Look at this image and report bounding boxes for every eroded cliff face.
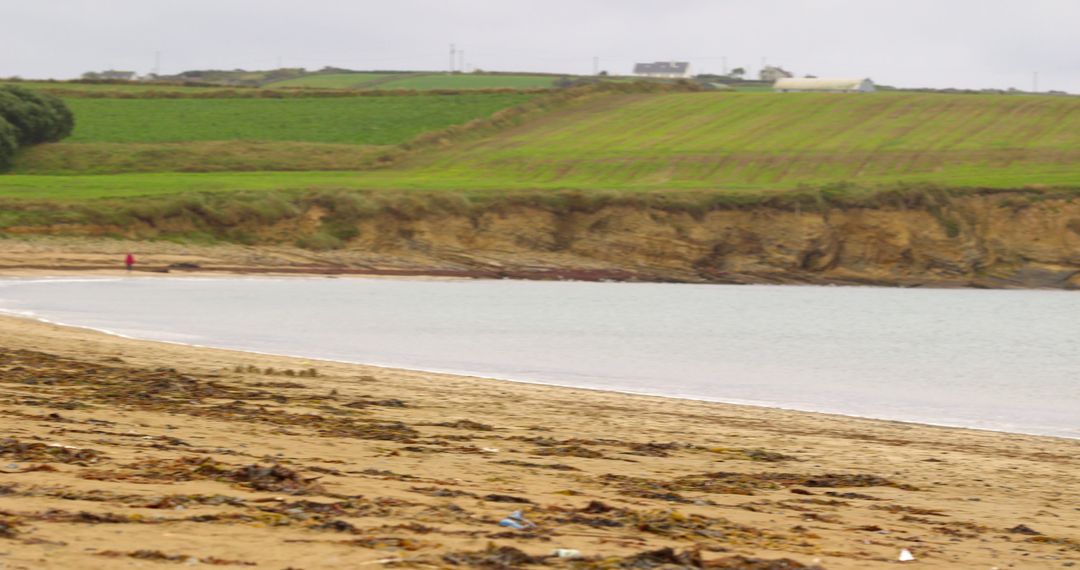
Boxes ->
[8,192,1080,288]
[287,193,1072,288]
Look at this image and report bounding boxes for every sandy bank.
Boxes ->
[0,314,1077,569]
[4,188,1080,290]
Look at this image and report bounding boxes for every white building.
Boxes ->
[774,78,875,92]
[633,62,692,79]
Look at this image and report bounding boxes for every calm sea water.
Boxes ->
[1,277,1077,438]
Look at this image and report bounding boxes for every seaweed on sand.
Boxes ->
[573,547,826,569]
[81,456,326,495]
[599,470,916,502]
[0,438,106,464]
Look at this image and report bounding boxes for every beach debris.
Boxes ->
[616,547,703,568]
[430,419,495,431]
[494,459,579,471]
[97,549,256,566]
[229,464,324,494]
[552,548,582,558]
[1008,523,1041,535]
[624,441,681,457]
[599,470,916,503]
[443,544,543,567]
[498,510,536,530]
[536,444,605,459]
[0,438,105,465]
[0,519,20,539]
[581,500,616,513]
[898,548,916,562]
[484,494,533,504]
[345,536,428,551]
[870,504,944,516]
[824,491,880,501]
[576,547,825,569]
[709,447,799,462]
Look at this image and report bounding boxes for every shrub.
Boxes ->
[0,117,18,170]
[0,85,75,170]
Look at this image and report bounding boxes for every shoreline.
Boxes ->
[1,275,1075,442]
[2,307,1074,442]
[0,313,1078,568]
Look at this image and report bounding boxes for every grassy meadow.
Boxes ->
[403,91,1080,189]
[61,94,535,144]
[8,92,534,174]
[2,87,1078,212]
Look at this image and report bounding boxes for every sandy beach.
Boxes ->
[0,313,1078,569]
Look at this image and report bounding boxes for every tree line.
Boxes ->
[0,85,74,170]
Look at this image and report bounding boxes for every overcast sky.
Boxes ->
[4,0,1078,92]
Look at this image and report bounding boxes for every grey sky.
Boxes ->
[5,0,1079,92]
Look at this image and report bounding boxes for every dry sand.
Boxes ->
[0,314,1077,569]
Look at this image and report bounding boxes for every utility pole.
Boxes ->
[1032,71,1039,93]
[592,56,599,75]
[449,44,456,73]
[721,56,727,75]
[459,50,465,73]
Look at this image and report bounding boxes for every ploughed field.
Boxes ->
[408,92,1080,189]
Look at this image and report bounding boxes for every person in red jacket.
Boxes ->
[125,253,135,272]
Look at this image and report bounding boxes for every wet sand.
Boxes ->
[0,314,1077,569]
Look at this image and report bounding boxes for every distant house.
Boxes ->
[759,66,793,82]
[774,77,875,92]
[633,62,691,79]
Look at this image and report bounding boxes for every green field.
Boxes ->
[401,92,1080,188]
[374,74,559,90]
[3,90,1079,203]
[60,94,534,144]
[263,73,402,89]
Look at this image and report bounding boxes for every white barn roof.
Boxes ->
[774,78,875,92]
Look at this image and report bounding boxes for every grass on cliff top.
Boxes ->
[2,167,1079,203]
[58,93,535,144]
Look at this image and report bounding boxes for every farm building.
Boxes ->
[774,78,875,92]
[759,65,794,82]
[633,62,691,78]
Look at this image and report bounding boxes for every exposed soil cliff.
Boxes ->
[4,192,1079,288]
